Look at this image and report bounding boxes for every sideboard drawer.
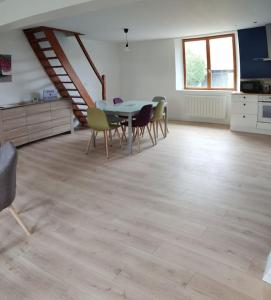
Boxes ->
[2,107,26,120]
[9,135,29,147]
[27,111,51,125]
[29,129,53,142]
[3,127,28,140]
[28,121,53,134]
[26,102,51,115]
[52,124,72,135]
[51,109,71,120]
[51,100,71,110]
[3,117,27,130]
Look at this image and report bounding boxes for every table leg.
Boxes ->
[128,113,133,155]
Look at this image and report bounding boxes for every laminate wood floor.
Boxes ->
[1,122,271,300]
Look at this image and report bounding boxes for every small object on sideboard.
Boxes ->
[43,89,58,101]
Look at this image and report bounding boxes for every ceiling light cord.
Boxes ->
[124,28,130,51]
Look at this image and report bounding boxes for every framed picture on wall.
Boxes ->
[0,54,12,82]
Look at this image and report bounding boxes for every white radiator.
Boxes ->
[184,94,228,120]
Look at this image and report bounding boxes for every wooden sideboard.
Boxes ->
[0,99,73,147]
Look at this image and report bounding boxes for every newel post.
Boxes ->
[102,75,106,100]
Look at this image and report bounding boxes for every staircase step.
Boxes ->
[50,75,69,79]
[35,37,49,42]
[60,89,78,92]
[73,102,87,106]
[55,81,73,84]
[44,56,58,60]
[45,66,64,69]
[73,108,88,112]
[40,47,53,51]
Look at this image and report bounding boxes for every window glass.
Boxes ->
[209,37,235,89]
[185,40,207,88]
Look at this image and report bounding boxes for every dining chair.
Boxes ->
[150,100,166,144]
[152,96,166,102]
[113,97,124,104]
[152,96,168,134]
[86,107,123,158]
[123,104,155,152]
[0,142,31,236]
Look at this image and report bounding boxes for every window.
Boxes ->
[182,34,237,90]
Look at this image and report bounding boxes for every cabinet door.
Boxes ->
[231,114,257,129]
[231,102,258,115]
[232,94,258,103]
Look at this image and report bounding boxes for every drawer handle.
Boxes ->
[243,96,246,99]
[243,115,246,118]
[243,103,246,106]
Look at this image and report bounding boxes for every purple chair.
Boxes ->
[113,98,124,105]
[123,104,155,152]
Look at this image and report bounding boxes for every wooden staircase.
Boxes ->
[24,26,106,125]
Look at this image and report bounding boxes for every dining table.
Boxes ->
[99,100,168,155]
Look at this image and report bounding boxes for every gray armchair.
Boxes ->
[0,142,31,236]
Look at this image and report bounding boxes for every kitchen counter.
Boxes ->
[232,92,271,96]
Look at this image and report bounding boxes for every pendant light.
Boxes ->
[124,28,130,51]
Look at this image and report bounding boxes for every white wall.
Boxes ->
[0,30,52,105]
[0,30,120,106]
[119,38,234,123]
[58,34,121,102]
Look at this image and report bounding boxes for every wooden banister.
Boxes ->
[74,33,106,100]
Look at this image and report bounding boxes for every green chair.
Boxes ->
[150,100,166,144]
[86,107,122,158]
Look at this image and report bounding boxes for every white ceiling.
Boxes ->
[45,0,271,42]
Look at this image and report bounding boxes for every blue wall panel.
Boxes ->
[238,26,271,78]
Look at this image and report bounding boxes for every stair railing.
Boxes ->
[74,34,106,100]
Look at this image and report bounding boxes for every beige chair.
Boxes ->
[150,100,166,144]
[86,107,123,158]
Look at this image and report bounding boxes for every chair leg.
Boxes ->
[109,130,113,147]
[93,131,98,148]
[147,124,155,146]
[164,116,169,133]
[104,130,109,159]
[152,122,157,145]
[140,127,145,137]
[137,127,141,152]
[121,126,127,142]
[159,120,165,138]
[86,130,95,154]
[156,121,159,139]
[116,128,123,148]
[8,205,31,236]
